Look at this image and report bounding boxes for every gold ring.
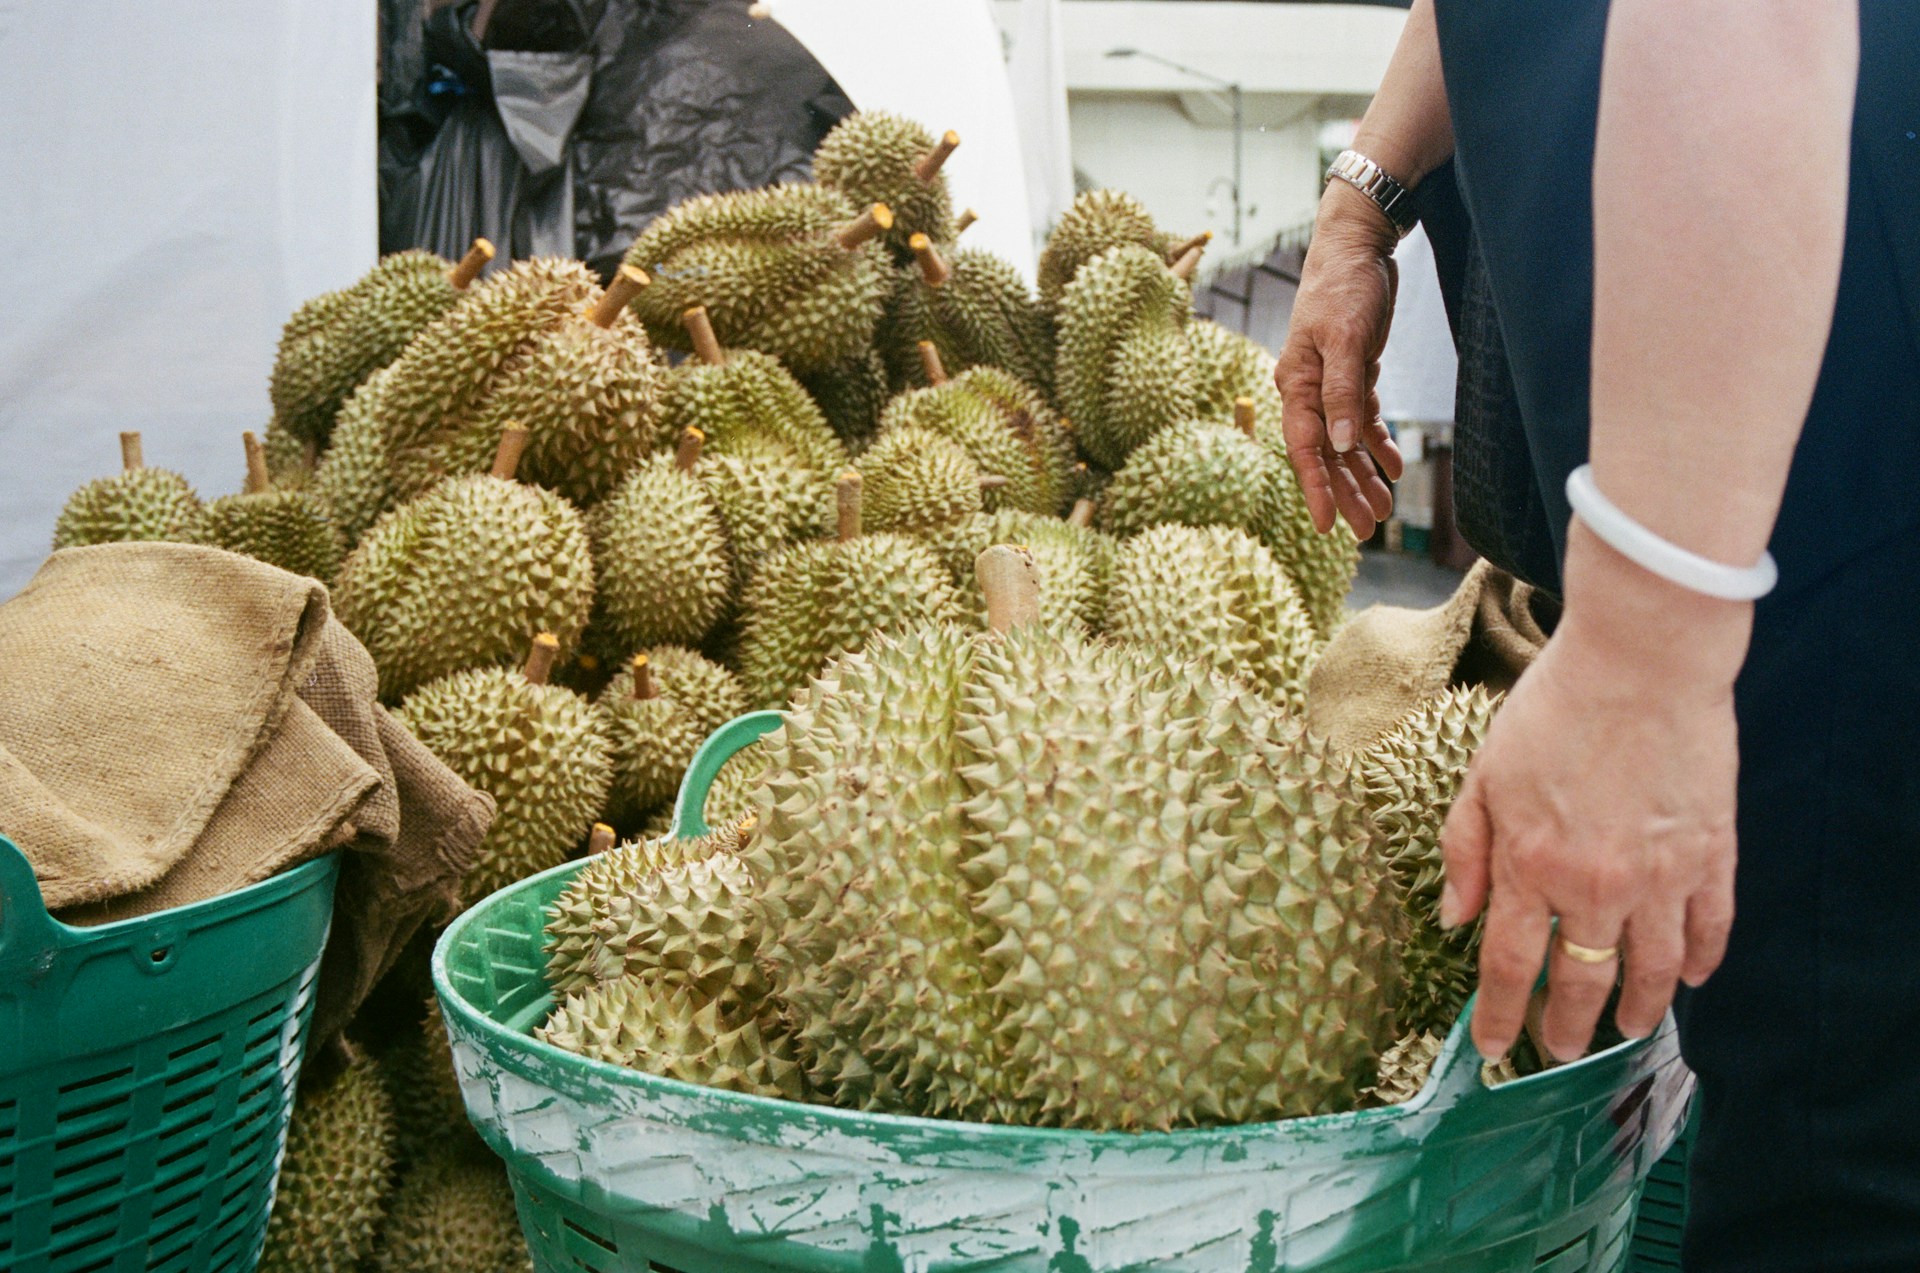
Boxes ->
[1558,935,1620,964]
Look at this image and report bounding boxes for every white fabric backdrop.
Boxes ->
[0,0,378,599]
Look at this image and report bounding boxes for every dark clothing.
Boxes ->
[1430,1,1920,1266]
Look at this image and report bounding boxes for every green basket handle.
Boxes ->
[0,834,68,978]
[667,710,785,839]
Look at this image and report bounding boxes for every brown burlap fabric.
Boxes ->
[1305,559,1558,752]
[0,543,493,1045]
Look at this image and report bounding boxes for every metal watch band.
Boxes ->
[1325,149,1419,238]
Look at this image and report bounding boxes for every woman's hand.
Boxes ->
[1439,522,1747,1061]
[1275,181,1406,540]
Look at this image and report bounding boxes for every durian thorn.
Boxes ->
[490,425,530,481]
[577,652,600,672]
[917,340,949,386]
[242,431,270,494]
[954,208,979,235]
[1167,230,1213,264]
[589,265,650,327]
[835,204,894,250]
[683,306,726,366]
[522,633,560,685]
[1233,395,1257,438]
[909,233,951,288]
[119,431,144,471]
[675,427,706,474]
[914,130,961,182]
[835,470,863,541]
[976,544,1042,635]
[1068,497,1096,529]
[737,812,759,846]
[588,823,616,856]
[630,653,659,700]
[978,474,1009,491]
[1170,242,1205,282]
[448,238,495,289]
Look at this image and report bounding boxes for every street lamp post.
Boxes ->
[1105,47,1244,247]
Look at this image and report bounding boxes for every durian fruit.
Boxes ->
[1055,244,1198,469]
[262,413,318,489]
[745,548,1402,1128]
[184,432,344,579]
[622,184,892,375]
[732,471,965,707]
[1187,317,1284,423]
[796,347,892,453]
[582,848,765,1005]
[51,431,203,549]
[257,1048,396,1273]
[662,308,850,478]
[880,235,1052,392]
[369,1150,531,1273]
[1246,406,1359,639]
[588,440,732,653]
[854,423,986,535]
[877,354,1075,516]
[1358,686,1502,1037]
[394,634,613,904]
[812,111,959,258]
[1363,1030,1444,1107]
[927,504,1114,634]
[1095,410,1289,541]
[384,999,482,1169]
[332,428,595,701]
[1105,523,1320,714]
[269,241,491,450]
[313,366,402,547]
[598,648,747,827]
[1036,189,1164,313]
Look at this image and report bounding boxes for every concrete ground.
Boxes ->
[1346,548,1468,612]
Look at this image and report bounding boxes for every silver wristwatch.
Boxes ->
[1326,149,1419,238]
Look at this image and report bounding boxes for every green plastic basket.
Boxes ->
[434,713,1694,1272]
[1625,1105,1694,1270]
[0,835,339,1273]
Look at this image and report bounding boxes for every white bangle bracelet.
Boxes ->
[1564,464,1778,601]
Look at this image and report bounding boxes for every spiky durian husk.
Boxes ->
[395,666,612,904]
[598,646,746,827]
[589,455,731,653]
[797,348,891,454]
[270,251,462,448]
[1037,189,1163,313]
[538,974,805,1101]
[1249,417,1359,639]
[1055,244,1198,470]
[924,511,1114,634]
[1363,1030,1445,1108]
[661,348,849,479]
[877,367,1074,517]
[856,425,984,534]
[733,534,964,708]
[313,366,400,547]
[882,250,1053,393]
[1096,419,1289,540]
[332,475,594,702]
[812,110,956,258]
[1104,524,1319,714]
[623,184,887,375]
[257,1053,395,1273]
[369,1150,531,1273]
[583,851,766,1005]
[384,1001,481,1169]
[1359,686,1502,1036]
[696,439,835,601]
[185,490,344,580]
[1186,318,1286,423]
[51,467,202,549]
[263,415,318,489]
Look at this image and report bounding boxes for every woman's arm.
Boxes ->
[1442,0,1858,1063]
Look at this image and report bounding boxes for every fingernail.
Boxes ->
[1349,519,1369,542]
[1438,882,1461,930]
[1476,1040,1508,1065]
[1329,418,1355,452]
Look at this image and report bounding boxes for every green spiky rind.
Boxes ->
[1037,189,1162,313]
[812,110,956,257]
[878,367,1074,516]
[598,646,746,826]
[797,349,891,454]
[369,1151,531,1273]
[640,737,773,839]
[185,490,345,580]
[333,475,594,702]
[1363,1030,1444,1107]
[589,455,732,652]
[538,974,806,1101]
[394,666,613,904]
[271,251,461,447]
[623,184,887,374]
[1186,318,1287,425]
[263,415,318,489]
[1096,419,1289,541]
[1249,419,1358,639]
[1104,524,1319,714]
[384,1002,482,1169]
[51,467,202,549]
[882,250,1053,393]
[584,850,766,1008]
[314,367,400,547]
[1055,245,1198,469]
[1358,686,1502,1036]
[257,1053,395,1273]
[697,441,836,601]
[856,425,984,534]
[662,349,850,480]
[926,512,1114,634]
[733,534,964,708]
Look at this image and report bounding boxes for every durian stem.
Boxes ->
[674,427,705,474]
[914,130,961,182]
[242,431,270,494]
[909,233,951,288]
[1068,497,1095,529]
[588,822,616,856]
[747,1,771,16]
[491,425,530,481]
[630,653,658,700]
[590,266,650,327]
[1170,242,1206,282]
[977,544,1041,635]
[978,474,1009,491]
[522,632,560,685]
[836,470,863,541]
[955,208,979,235]
[835,204,894,250]
[448,238,495,289]
[917,340,949,386]
[1167,230,1213,264]
[1233,396,1257,438]
[120,431,144,471]
[683,307,726,366]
